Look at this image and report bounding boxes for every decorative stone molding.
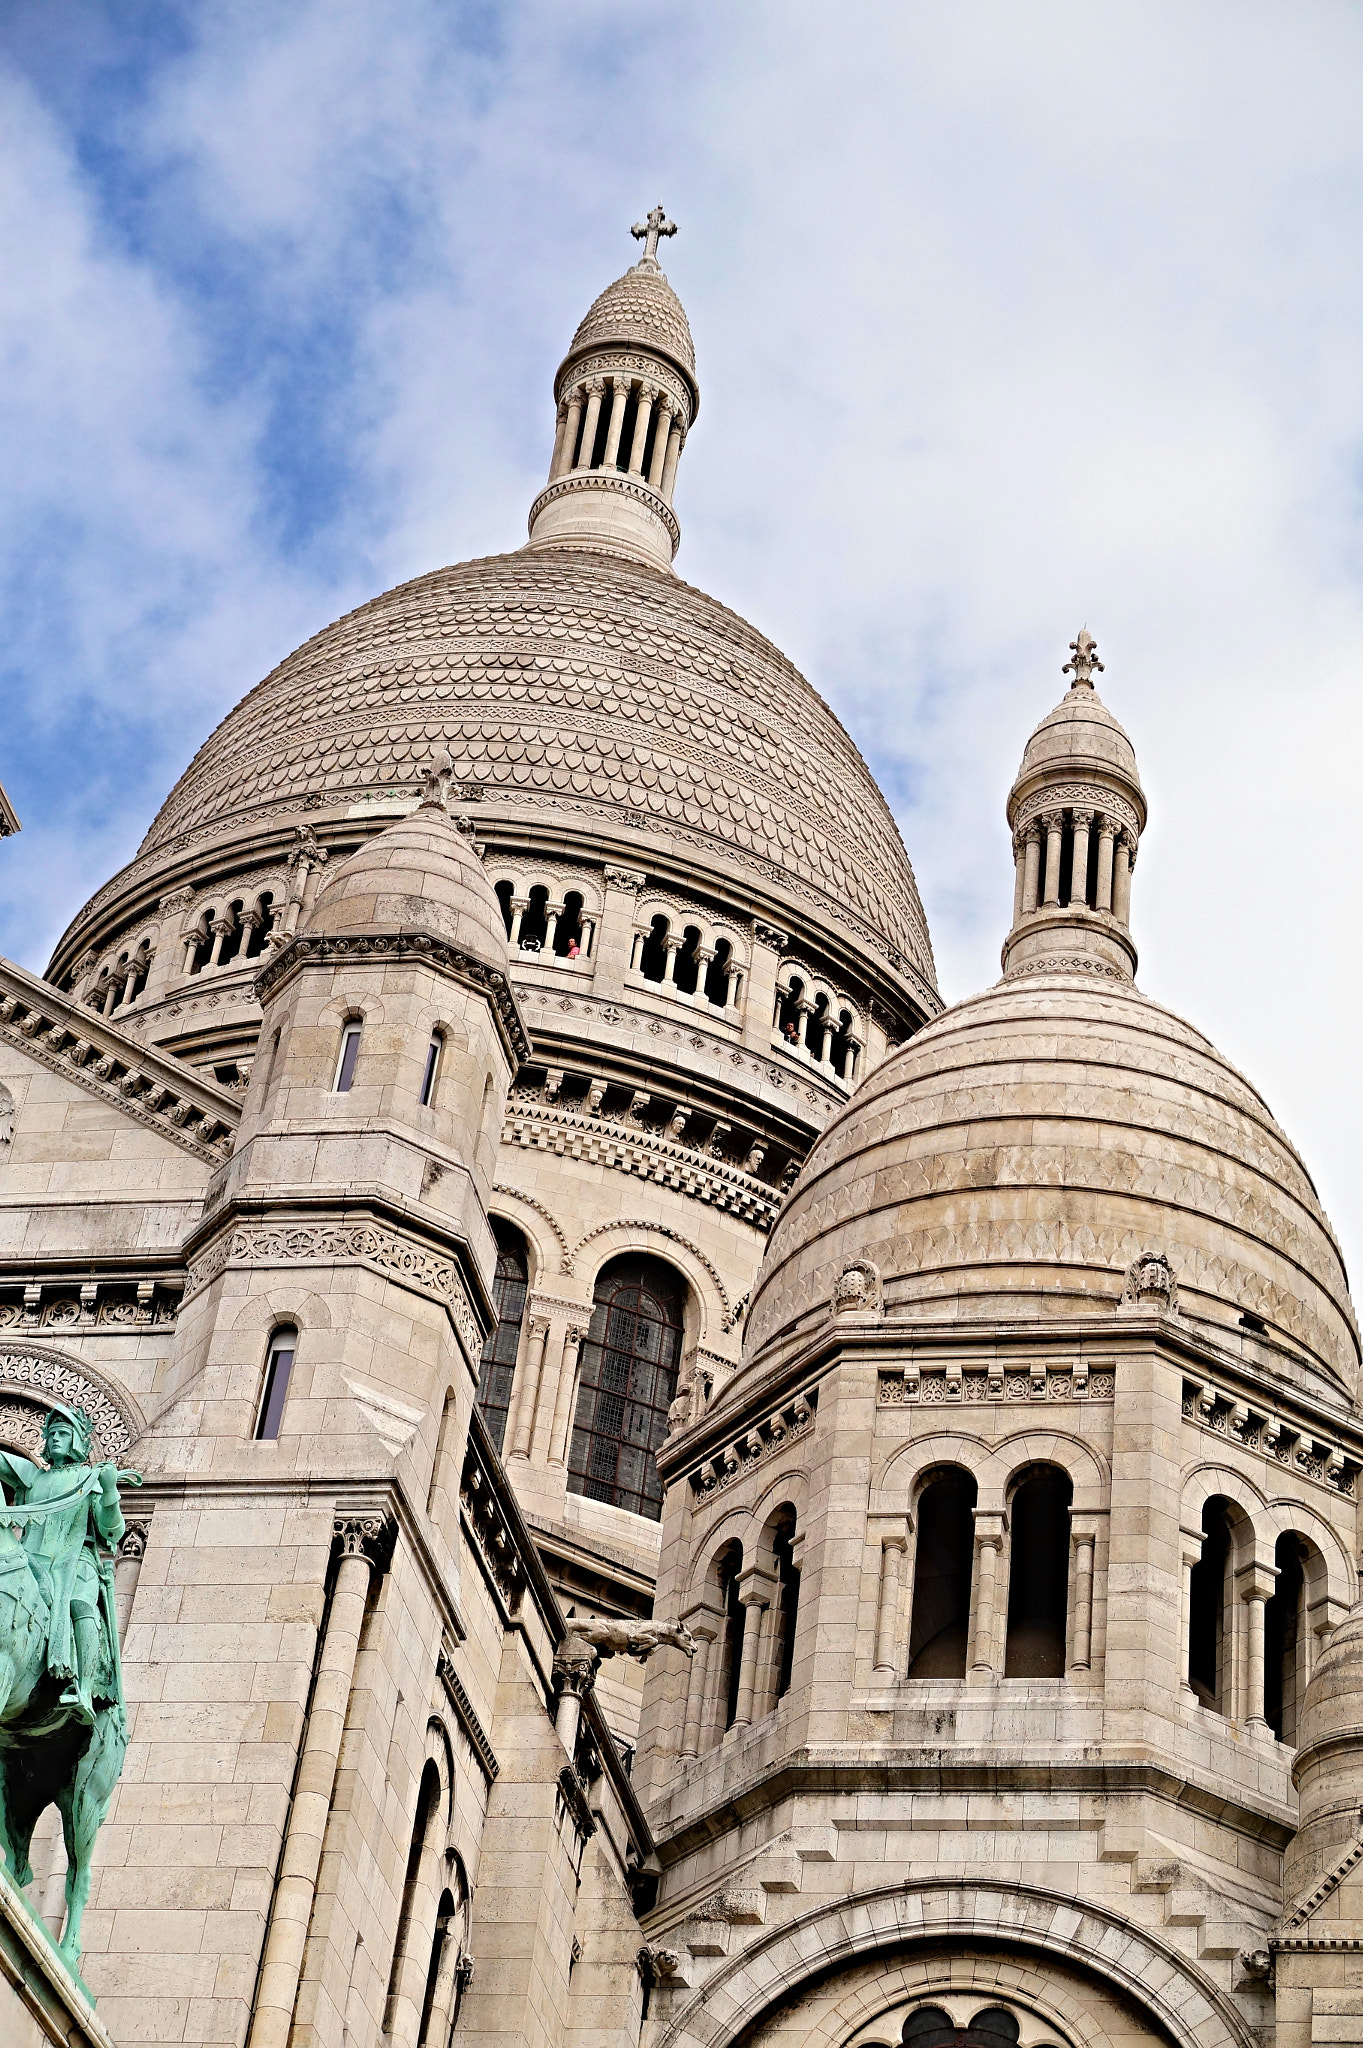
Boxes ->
[1180,1377,1358,1495]
[652,1879,1257,2048]
[503,1099,782,1235]
[689,1388,816,1496]
[880,1363,1114,1405]
[0,962,236,1161]
[1014,782,1140,837]
[118,1520,150,1563]
[490,1185,571,1270]
[460,1445,524,1608]
[1003,952,1129,983]
[0,1281,179,1333]
[752,922,789,950]
[254,929,530,1064]
[436,1642,500,1784]
[566,1217,736,1326]
[603,867,648,893]
[0,1348,141,1459]
[527,471,682,552]
[184,1221,482,1357]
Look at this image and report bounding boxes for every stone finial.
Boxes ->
[631,204,677,266]
[1121,1249,1178,1313]
[1063,627,1104,689]
[417,749,455,812]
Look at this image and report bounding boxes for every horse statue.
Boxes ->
[0,1404,140,1981]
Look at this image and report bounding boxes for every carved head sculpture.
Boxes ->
[43,1404,94,1466]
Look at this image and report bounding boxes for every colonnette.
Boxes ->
[0,210,1360,2048]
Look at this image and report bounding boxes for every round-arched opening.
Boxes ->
[908,1467,978,1679]
[476,1221,529,1454]
[567,1253,685,1520]
[1004,1464,1073,1678]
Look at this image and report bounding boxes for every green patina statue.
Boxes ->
[0,1404,140,1981]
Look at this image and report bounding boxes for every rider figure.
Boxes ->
[0,1406,125,1725]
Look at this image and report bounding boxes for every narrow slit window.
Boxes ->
[420,1032,442,1108]
[334,1022,362,1093]
[255,1328,297,1440]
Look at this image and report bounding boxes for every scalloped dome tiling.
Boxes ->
[743,971,1359,1392]
[568,265,696,379]
[132,548,935,983]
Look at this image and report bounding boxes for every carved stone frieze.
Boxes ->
[184,1222,482,1355]
[0,966,236,1162]
[254,930,530,1064]
[1014,783,1139,837]
[502,1098,782,1234]
[688,1388,817,1495]
[528,473,682,550]
[1180,1377,1358,1496]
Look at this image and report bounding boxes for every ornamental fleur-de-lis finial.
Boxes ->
[418,748,454,811]
[631,204,677,265]
[1063,627,1104,688]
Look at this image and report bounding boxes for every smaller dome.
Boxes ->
[306,801,510,967]
[567,261,697,383]
[1014,687,1143,794]
[1286,1598,1363,1900]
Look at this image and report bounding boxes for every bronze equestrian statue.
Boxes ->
[0,1404,140,1983]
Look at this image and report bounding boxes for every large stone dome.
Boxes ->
[126,546,934,989]
[743,969,1358,1393]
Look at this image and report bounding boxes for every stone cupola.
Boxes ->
[1001,629,1147,983]
[525,206,699,572]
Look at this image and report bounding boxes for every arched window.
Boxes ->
[673,925,702,995]
[419,1030,443,1109]
[829,1008,855,1079]
[334,1020,362,1093]
[517,885,549,953]
[775,976,805,1044]
[638,914,669,982]
[554,891,586,957]
[1004,1464,1073,1676]
[385,1759,442,2038]
[1189,1496,1235,1712]
[217,901,246,967]
[567,1254,683,1519]
[255,1327,298,1441]
[494,879,514,937]
[1266,1531,1325,1745]
[716,1540,745,1735]
[703,937,732,1007]
[769,1508,800,1705]
[244,891,275,957]
[187,911,214,975]
[904,2006,1031,2048]
[477,1222,528,1454]
[907,1467,977,1678]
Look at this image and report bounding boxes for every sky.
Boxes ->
[2,2,1362,1261]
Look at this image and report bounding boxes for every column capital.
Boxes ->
[553,1640,600,1700]
[1070,807,1095,829]
[1040,809,1065,835]
[333,1512,393,1568]
[737,1564,777,1607]
[1097,815,1118,841]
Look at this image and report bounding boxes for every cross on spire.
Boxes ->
[631,205,677,265]
[1063,627,1104,688]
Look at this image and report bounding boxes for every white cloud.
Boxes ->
[2,0,1362,1263]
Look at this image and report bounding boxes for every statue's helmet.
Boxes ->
[44,1405,95,1460]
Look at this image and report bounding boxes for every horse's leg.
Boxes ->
[56,1710,124,1968]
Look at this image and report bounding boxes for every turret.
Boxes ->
[525,206,698,572]
[1000,628,1147,982]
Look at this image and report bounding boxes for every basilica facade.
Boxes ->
[1,214,1361,2048]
